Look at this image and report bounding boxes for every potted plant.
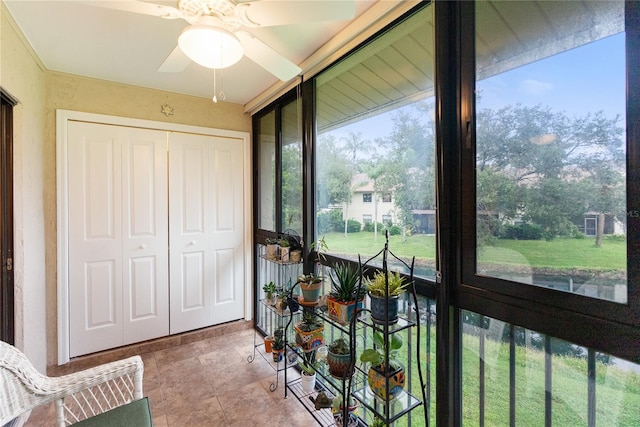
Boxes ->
[278,238,290,261]
[289,249,302,263]
[297,273,323,303]
[326,336,354,379]
[370,416,386,427]
[265,237,278,259]
[272,328,285,363]
[274,287,289,312]
[294,308,324,352]
[327,262,366,325]
[263,334,275,353]
[365,270,408,324]
[262,281,277,305]
[360,332,405,401]
[331,394,359,427]
[299,350,318,394]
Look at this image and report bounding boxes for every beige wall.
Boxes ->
[1,2,48,371]
[2,1,251,369]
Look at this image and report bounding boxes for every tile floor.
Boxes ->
[23,324,319,427]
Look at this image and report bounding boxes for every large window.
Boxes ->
[257,110,276,231]
[255,94,303,238]
[473,1,628,303]
[282,98,303,235]
[315,5,436,279]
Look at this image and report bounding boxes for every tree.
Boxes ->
[340,132,368,236]
[476,104,625,243]
[375,102,436,241]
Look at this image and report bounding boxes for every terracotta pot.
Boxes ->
[264,335,274,353]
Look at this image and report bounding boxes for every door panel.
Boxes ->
[69,124,123,356]
[169,135,211,333]
[210,139,244,324]
[68,122,168,356]
[121,130,168,344]
[85,260,118,329]
[170,133,245,332]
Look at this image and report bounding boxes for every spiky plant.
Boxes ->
[330,262,366,302]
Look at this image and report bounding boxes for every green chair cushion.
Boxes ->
[72,397,152,426]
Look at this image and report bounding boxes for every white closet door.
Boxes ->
[209,136,245,325]
[121,130,169,345]
[68,122,168,357]
[169,133,245,334]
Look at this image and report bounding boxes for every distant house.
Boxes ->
[581,212,625,236]
[342,174,436,234]
[342,174,395,227]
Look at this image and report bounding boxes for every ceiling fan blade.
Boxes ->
[78,1,183,20]
[236,31,301,81]
[236,0,355,27]
[158,45,192,72]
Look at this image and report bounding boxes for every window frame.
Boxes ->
[456,0,640,362]
[253,89,302,241]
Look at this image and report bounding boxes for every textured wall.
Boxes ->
[1,2,48,371]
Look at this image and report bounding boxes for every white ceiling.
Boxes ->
[4,0,380,106]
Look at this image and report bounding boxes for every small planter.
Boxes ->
[326,296,363,325]
[300,371,317,394]
[266,244,277,259]
[333,409,358,427]
[280,246,290,262]
[264,335,274,353]
[272,348,284,363]
[289,250,302,263]
[367,364,405,401]
[300,282,322,303]
[327,348,354,379]
[369,293,400,324]
[294,323,325,352]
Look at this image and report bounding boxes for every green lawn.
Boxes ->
[320,232,626,272]
[461,329,640,426]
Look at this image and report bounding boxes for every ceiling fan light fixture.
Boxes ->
[178,25,243,69]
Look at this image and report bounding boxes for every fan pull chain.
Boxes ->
[219,69,226,102]
[212,68,217,103]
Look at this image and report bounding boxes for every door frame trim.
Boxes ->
[56,109,252,364]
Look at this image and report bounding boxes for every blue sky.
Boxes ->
[478,33,626,119]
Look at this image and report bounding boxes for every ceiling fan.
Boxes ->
[85,0,356,81]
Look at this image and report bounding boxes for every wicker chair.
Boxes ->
[0,340,144,426]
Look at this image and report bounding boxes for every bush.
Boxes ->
[388,225,402,235]
[346,219,361,233]
[363,221,385,232]
[501,223,543,240]
[317,209,343,234]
